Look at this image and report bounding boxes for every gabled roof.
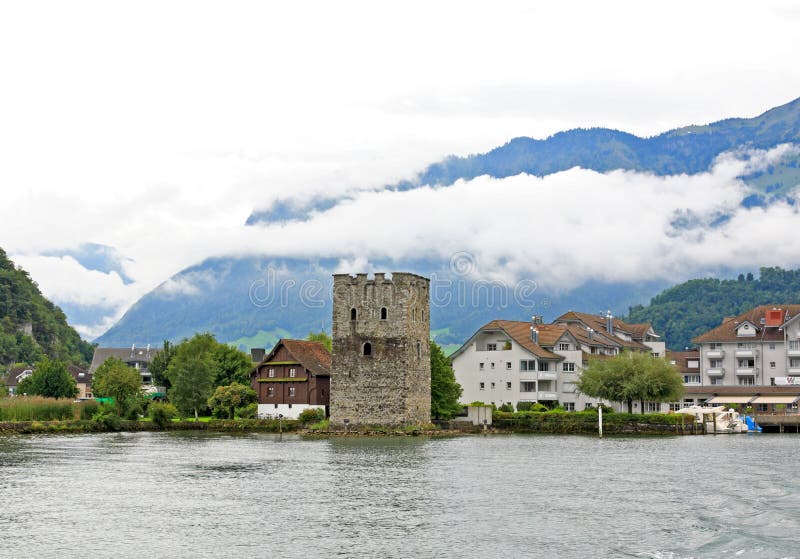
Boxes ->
[451,320,563,360]
[553,311,652,351]
[89,346,160,374]
[5,363,89,388]
[257,339,331,376]
[693,305,800,344]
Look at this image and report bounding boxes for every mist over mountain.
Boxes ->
[96,98,800,351]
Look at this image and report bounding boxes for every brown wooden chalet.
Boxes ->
[250,339,331,416]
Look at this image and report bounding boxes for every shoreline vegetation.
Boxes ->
[0,397,698,436]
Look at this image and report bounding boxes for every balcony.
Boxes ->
[537,371,557,381]
[735,348,759,358]
[705,349,725,359]
[735,367,759,376]
[706,368,725,377]
[788,367,800,375]
[537,392,558,401]
[788,343,800,356]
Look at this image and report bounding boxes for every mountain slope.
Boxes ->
[0,248,95,366]
[627,267,800,351]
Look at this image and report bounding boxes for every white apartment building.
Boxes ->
[451,313,665,412]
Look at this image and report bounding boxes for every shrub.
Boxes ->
[77,400,100,420]
[148,402,178,428]
[92,411,122,431]
[498,403,514,413]
[298,407,325,423]
[236,402,257,419]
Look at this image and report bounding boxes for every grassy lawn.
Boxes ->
[171,416,213,422]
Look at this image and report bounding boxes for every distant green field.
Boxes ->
[227,328,293,351]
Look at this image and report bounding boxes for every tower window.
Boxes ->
[381,307,388,320]
[363,342,372,356]
[351,308,357,320]
[417,341,421,358]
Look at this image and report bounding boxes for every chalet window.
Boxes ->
[288,387,296,397]
[363,342,372,356]
[289,368,296,378]
[558,343,569,351]
[562,362,575,372]
[769,343,776,350]
[267,386,275,397]
[381,307,388,320]
[486,343,497,351]
[268,368,275,378]
[351,308,357,320]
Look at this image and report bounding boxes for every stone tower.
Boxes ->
[330,272,431,426]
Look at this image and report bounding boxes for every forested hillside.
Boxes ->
[0,248,94,367]
[627,267,800,350]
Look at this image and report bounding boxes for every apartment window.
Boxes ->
[683,374,701,384]
[486,343,497,351]
[770,361,776,369]
[267,386,275,397]
[520,381,536,393]
[505,382,512,390]
[790,341,800,351]
[289,368,296,378]
[737,342,756,349]
[757,403,769,412]
[562,382,576,393]
[709,359,723,369]
[490,382,496,389]
[791,358,800,368]
[538,361,549,372]
[769,343,776,350]
[490,362,495,370]
[738,376,755,386]
[558,343,570,351]
[709,343,722,350]
[562,362,575,372]
[737,358,755,368]
[479,382,485,390]
[288,387,296,397]
[268,368,275,378]
[563,402,576,411]
[687,360,699,369]
[479,362,485,370]
[520,360,536,371]
[710,377,724,385]
[506,362,512,370]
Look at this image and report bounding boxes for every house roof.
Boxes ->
[692,305,800,344]
[666,349,700,374]
[88,346,160,374]
[462,320,563,360]
[5,363,89,388]
[553,311,652,351]
[257,339,331,376]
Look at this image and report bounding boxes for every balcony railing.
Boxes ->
[735,348,759,358]
[706,368,725,377]
[537,371,557,381]
[735,367,759,376]
[705,349,725,358]
[537,392,558,401]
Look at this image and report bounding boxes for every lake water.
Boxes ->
[1,432,798,558]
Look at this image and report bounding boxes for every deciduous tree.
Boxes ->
[207,382,257,419]
[17,357,78,399]
[430,341,463,420]
[92,357,141,415]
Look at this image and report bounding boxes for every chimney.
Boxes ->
[587,327,594,340]
[530,326,539,345]
[531,315,543,325]
[606,311,614,336]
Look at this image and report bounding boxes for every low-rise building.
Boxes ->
[5,363,91,398]
[451,314,663,412]
[88,345,160,385]
[250,339,331,420]
[687,305,800,411]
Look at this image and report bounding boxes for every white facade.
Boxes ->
[257,403,325,420]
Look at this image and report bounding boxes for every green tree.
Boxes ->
[92,357,142,416]
[430,341,463,420]
[207,382,257,419]
[16,357,78,399]
[167,333,217,420]
[577,352,683,413]
[306,331,332,352]
[149,340,174,389]
[211,344,252,386]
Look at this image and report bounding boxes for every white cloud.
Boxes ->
[1,1,799,337]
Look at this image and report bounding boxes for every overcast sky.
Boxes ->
[2,1,800,338]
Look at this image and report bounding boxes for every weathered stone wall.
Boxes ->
[330,272,431,426]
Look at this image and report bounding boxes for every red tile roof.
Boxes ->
[478,320,563,360]
[692,305,800,344]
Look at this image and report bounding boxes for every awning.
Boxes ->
[705,395,756,404]
[751,395,800,404]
